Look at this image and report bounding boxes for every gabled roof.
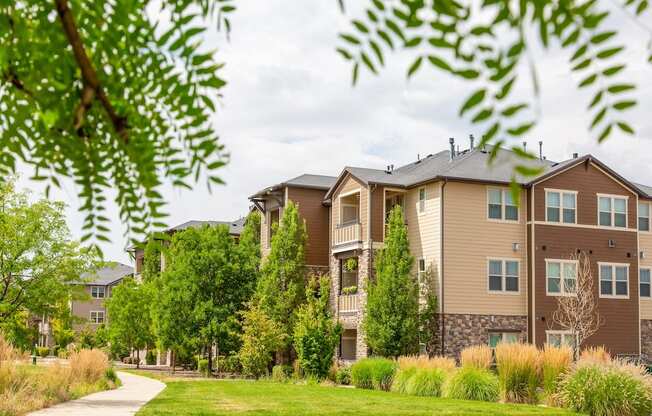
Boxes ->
[250,174,337,199]
[169,217,246,235]
[82,262,132,286]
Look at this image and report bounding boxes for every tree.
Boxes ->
[255,201,307,362]
[293,274,342,379]
[338,0,649,151]
[419,265,439,356]
[0,1,234,246]
[363,206,419,357]
[141,239,163,283]
[238,304,287,378]
[106,277,153,368]
[0,179,97,324]
[551,251,604,360]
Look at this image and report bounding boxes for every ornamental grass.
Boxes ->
[460,345,493,370]
[494,343,540,404]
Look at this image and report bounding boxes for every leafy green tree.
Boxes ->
[238,304,287,378]
[419,265,439,356]
[363,206,419,357]
[256,201,307,362]
[0,1,234,245]
[293,274,342,379]
[0,310,37,351]
[142,239,163,283]
[0,179,98,324]
[106,277,153,368]
[338,0,649,149]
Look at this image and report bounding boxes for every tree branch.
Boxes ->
[53,0,129,143]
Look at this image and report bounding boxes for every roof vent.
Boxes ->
[449,137,455,161]
[539,141,543,160]
[469,134,475,150]
[523,141,527,152]
[573,152,579,159]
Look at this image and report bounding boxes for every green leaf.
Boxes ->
[385,18,405,41]
[339,33,360,45]
[597,123,613,142]
[570,45,588,62]
[369,40,384,65]
[428,37,453,48]
[372,0,385,11]
[427,55,452,72]
[562,29,580,47]
[405,37,422,48]
[591,107,607,129]
[501,103,528,117]
[579,73,597,88]
[353,20,369,34]
[360,52,377,73]
[377,30,394,49]
[637,0,648,15]
[471,107,494,123]
[459,89,486,116]
[590,31,616,44]
[336,48,353,60]
[596,47,623,59]
[602,65,625,76]
[483,123,500,143]
[507,122,535,136]
[616,121,635,134]
[612,100,636,111]
[495,77,516,100]
[508,42,524,58]
[589,90,604,108]
[352,63,359,86]
[407,56,423,78]
[572,58,591,71]
[515,165,545,176]
[455,69,480,79]
[607,84,635,94]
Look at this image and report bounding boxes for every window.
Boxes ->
[639,202,650,231]
[340,257,358,293]
[641,269,651,298]
[546,260,577,296]
[546,190,577,224]
[599,263,629,298]
[418,187,426,213]
[91,286,105,299]
[546,331,575,347]
[488,259,519,293]
[341,204,359,225]
[90,311,105,324]
[599,195,627,228]
[487,189,518,221]
[339,329,357,360]
[488,332,519,348]
[417,258,426,285]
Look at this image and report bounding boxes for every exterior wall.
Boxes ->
[71,285,112,332]
[370,185,384,243]
[532,162,640,355]
[287,187,330,267]
[441,314,528,358]
[642,320,652,358]
[331,174,368,243]
[442,181,528,316]
[640,229,652,319]
[134,248,144,275]
[260,197,283,259]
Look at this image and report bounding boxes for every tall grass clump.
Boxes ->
[69,349,109,383]
[540,345,572,404]
[558,359,652,416]
[445,366,499,402]
[405,367,446,397]
[460,345,493,370]
[397,355,456,372]
[580,346,611,364]
[494,343,540,403]
[350,358,374,389]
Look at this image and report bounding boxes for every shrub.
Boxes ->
[105,367,118,383]
[336,366,351,385]
[57,349,69,359]
[271,365,292,383]
[37,347,50,358]
[69,349,109,384]
[580,346,611,364]
[392,367,417,393]
[494,343,540,403]
[146,349,157,365]
[238,305,286,378]
[370,358,397,391]
[445,366,499,402]
[198,359,210,376]
[460,345,493,370]
[220,355,241,374]
[405,368,446,397]
[558,360,652,416]
[541,345,572,403]
[351,359,374,389]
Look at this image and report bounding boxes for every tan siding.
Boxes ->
[405,182,441,300]
[71,286,108,331]
[331,174,367,243]
[261,198,283,260]
[443,182,528,315]
[287,187,330,267]
[640,232,652,319]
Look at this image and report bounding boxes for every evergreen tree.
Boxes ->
[363,206,419,357]
[255,201,307,361]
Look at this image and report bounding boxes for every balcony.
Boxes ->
[334,222,361,246]
[338,294,359,313]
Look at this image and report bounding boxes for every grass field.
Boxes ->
[132,372,577,416]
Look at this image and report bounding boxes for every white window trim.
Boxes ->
[89,310,105,324]
[418,187,427,215]
[545,259,578,297]
[544,188,578,224]
[340,202,360,226]
[486,187,519,223]
[598,262,630,299]
[488,331,519,347]
[597,194,629,229]
[91,285,105,299]
[638,201,651,232]
[546,330,576,347]
[417,258,426,284]
[640,267,651,299]
[487,258,521,295]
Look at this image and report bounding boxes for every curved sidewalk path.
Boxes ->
[28,371,166,416]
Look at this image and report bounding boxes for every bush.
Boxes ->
[351,359,374,389]
[460,345,493,370]
[238,305,286,378]
[220,355,241,374]
[57,349,69,359]
[146,349,157,365]
[559,360,652,416]
[336,366,351,385]
[580,346,611,364]
[370,358,396,391]
[37,347,50,358]
[272,365,293,383]
[495,343,540,403]
[392,367,417,394]
[105,367,118,383]
[541,345,572,403]
[405,368,446,397]
[198,359,210,376]
[445,367,499,402]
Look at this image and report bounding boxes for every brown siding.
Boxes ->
[370,186,384,242]
[287,187,330,267]
[331,174,367,242]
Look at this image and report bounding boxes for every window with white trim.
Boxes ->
[341,204,359,225]
[487,189,518,221]
[639,202,650,231]
[599,263,629,297]
[546,260,577,296]
[640,268,651,298]
[546,331,575,347]
[91,286,105,299]
[488,259,519,293]
[488,331,519,348]
[90,311,105,324]
[417,258,426,285]
[546,190,577,224]
[418,187,426,213]
[599,196,627,228]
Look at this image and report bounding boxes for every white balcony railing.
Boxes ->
[338,294,359,313]
[334,222,361,245]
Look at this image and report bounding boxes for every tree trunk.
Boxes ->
[136,348,140,369]
[207,343,213,377]
[172,350,176,374]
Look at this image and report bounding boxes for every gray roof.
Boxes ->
[635,182,652,197]
[251,174,337,198]
[169,217,246,235]
[82,262,132,286]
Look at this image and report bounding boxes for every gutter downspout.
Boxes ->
[440,179,448,355]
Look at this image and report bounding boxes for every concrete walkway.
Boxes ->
[28,371,166,416]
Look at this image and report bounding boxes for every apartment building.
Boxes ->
[255,139,652,361]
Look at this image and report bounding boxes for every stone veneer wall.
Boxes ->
[642,320,652,359]
[440,313,528,359]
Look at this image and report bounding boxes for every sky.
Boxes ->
[16,1,652,264]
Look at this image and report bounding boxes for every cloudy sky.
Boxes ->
[17,1,652,264]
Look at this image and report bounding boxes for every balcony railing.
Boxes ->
[338,294,359,313]
[334,222,361,245]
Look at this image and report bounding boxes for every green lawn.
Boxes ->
[133,373,577,416]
